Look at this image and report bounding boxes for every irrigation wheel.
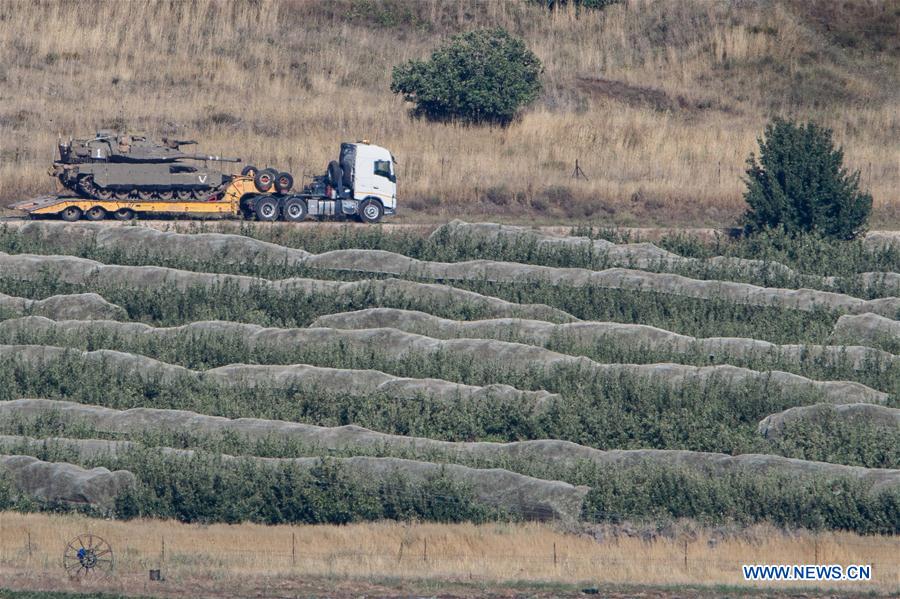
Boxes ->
[63,533,114,579]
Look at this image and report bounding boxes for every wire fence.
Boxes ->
[6,525,897,583]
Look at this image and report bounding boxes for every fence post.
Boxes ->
[683,539,688,571]
[423,538,428,563]
[26,531,32,559]
[553,542,557,567]
[292,532,296,567]
[814,536,819,563]
[397,541,404,564]
[161,536,165,565]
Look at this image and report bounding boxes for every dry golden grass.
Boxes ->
[0,0,897,225]
[0,511,897,593]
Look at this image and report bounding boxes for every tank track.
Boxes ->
[71,176,218,201]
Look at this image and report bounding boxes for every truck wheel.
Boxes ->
[113,208,135,221]
[275,172,294,193]
[60,206,82,222]
[255,197,279,221]
[282,197,307,222]
[254,170,275,192]
[359,199,383,224]
[241,165,258,177]
[85,206,107,221]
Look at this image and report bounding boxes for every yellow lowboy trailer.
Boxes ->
[11,176,260,222]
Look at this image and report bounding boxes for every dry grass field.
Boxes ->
[0,0,897,225]
[1,511,898,596]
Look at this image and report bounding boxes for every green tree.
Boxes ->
[390,28,542,125]
[743,118,872,240]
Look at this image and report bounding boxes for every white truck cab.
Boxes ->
[243,140,399,224]
[338,141,397,222]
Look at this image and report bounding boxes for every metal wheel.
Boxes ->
[60,206,82,222]
[359,199,383,224]
[85,206,107,221]
[113,190,132,201]
[283,197,307,222]
[136,189,154,201]
[175,189,192,200]
[254,170,274,192]
[63,534,114,579]
[255,197,278,221]
[94,187,114,201]
[275,171,294,193]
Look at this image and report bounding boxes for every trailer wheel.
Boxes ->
[241,165,258,177]
[60,206,82,222]
[113,208,135,221]
[275,172,294,193]
[254,170,275,192]
[85,206,107,221]
[255,197,279,221]
[282,197,307,222]
[358,198,383,224]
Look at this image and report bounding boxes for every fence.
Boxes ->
[2,512,897,589]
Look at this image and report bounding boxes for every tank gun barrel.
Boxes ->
[181,154,241,162]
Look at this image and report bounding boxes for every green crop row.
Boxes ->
[3,437,897,534]
[159,221,900,285]
[1,347,896,468]
[0,444,502,526]
[3,224,899,299]
[579,461,899,535]
[0,268,842,344]
[5,405,899,487]
[438,279,842,344]
[5,319,894,395]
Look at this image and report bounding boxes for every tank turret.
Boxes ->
[51,132,240,201]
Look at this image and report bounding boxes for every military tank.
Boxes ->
[49,131,241,201]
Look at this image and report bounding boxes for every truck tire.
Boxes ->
[255,196,279,221]
[340,159,353,188]
[275,172,294,193]
[85,206,107,221]
[358,198,383,224]
[282,197,307,222]
[327,161,343,189]
[60,206,82,222]
[254,170,275,192]
[113,208,136,221]
[241,165,258,177]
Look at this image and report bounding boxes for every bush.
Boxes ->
[742,118,872,240]
[535,0,621,9]
[390,28,542,125]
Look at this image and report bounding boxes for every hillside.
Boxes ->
[0,0,897,225]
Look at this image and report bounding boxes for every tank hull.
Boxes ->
[53,163,230,200]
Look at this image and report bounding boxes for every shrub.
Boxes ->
[390,28,542,125]
[535,0,621,9]
[742,118,872,240]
